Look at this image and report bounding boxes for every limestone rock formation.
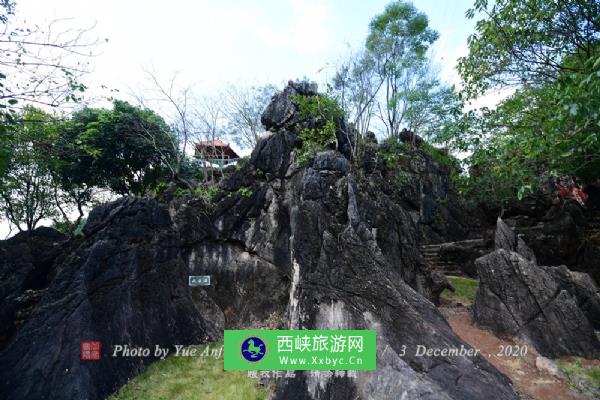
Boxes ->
[438,239,491,278]
[489,197,600,285]
[187,83,519,399]
[0,227,69,349]
[473,219,600,359]
[494,217,537,263]
[0,198,219,400]
[547,265,600,330]
[0,82,520,400]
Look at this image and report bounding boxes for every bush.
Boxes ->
[293,94,345,166]
[378,138,409,169]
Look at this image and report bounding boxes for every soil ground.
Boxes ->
[440,303,598,400]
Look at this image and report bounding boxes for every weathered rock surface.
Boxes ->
[0,198,219,400]
[547,265,600,330]
[372,142,473,246]
[486,197,600,285]
[438,239,492,278]
[0,82,520,400]
[494,217,537,263]
[473,219,600,359]
[0,227,68,350]
[520,202,586,266]
[184,83,519,399]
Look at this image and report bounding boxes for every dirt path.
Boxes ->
[441,306,594,400]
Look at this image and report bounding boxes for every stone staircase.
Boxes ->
[421,238,487,275]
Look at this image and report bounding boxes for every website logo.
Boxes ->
[225,330,376,371]
[241,336,266,362]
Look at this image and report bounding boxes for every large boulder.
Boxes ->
[180,86,520,399]
[473,219,600,359]
[0,198,220,400]
[0,227,68,350]
[547,265,600,330]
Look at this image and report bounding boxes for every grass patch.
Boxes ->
[441,276,479,305]
[108,342,271,400]
[558,359,600,397]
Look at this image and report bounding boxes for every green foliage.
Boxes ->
[108,342,272,400]
[459,0,600,97]
[154,181,169,195]
[450,0,600,203]
[174,187,188,198]
[293,93,344,165]
[0,108,59,231]
[0,101,179,231]
[237,187,253,198]
[558,359,600,396]
[441,276,479,305]
[366,1,438,63]
[378,138,408,169]
[194,185,219,203]
[59,100,176,196]
[418,141,459,171]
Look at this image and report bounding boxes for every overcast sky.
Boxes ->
[3,0,486,238]
[14,0,477,97]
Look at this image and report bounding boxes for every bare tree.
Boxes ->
[332,51,384,156]
[136,71,234,186]
[0,15,103,110]
[135,70,199,185]
[223,84,275,150]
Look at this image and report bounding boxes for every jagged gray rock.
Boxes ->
[0,198,220,400]
[0,227,68,350]
[182,83,520,399]
[261,80,318,132]
[0,82,520,400]
[473,219,600,359]
[494,217,537,263]
[547,265,600,330]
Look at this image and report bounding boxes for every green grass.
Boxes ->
[558,359,600,396]
[441,276,479,305]
[108,342,272,400]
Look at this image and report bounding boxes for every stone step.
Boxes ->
[420,238,487,250]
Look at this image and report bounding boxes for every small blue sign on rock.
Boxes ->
[189,275,211,286]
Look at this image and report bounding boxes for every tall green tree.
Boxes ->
[453,0,600,202]
[366,0,439,139]
[60,100,176,196]
[0,108,58,232]
[331,0,459,152]
[0,0,99,178]
[459,0,600,96]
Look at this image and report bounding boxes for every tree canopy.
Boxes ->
[447,0,600,204]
